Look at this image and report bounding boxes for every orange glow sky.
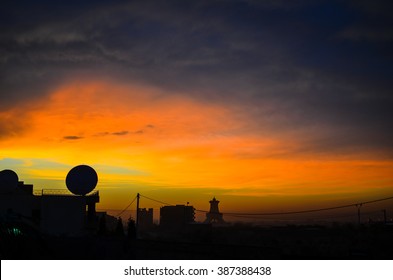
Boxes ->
[2,80,393,218]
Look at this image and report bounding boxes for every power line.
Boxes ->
[116,195,137,217]
[219,196,393,216]
[224,209,385,220]
[139,194,175,206]
[138,193,393,217]
[195,209,208,213]
[360,196,393,205]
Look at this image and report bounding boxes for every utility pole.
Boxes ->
[356,204,362,226]
[382,209,387,224]
[136,193,140,230]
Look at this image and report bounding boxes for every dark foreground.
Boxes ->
[1,223,393,259]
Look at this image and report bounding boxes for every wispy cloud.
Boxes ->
[63,135,83,140]
[112,130,129,136]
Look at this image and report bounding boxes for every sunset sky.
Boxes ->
[1,0,393,219]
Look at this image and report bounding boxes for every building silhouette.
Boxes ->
[0,168,100,236]
[160,205,195,228]
[205,197,224,223]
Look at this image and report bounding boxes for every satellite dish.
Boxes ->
[66,165,98,195]
[0,169,19,194]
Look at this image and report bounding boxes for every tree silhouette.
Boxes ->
[127,218,136,240]
[98,214,107,235]
[115,217,124,236]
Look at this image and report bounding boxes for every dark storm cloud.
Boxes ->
[1,0,392,155]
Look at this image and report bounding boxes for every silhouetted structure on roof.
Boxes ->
[160,205,195,228]
[205,197,224,223]
[0,167,100,236]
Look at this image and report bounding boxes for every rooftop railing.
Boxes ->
[33,189,99,196]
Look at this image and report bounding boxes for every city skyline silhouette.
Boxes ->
[1,166,393,260]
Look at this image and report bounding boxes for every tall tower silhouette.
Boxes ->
[205,197,224,223]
